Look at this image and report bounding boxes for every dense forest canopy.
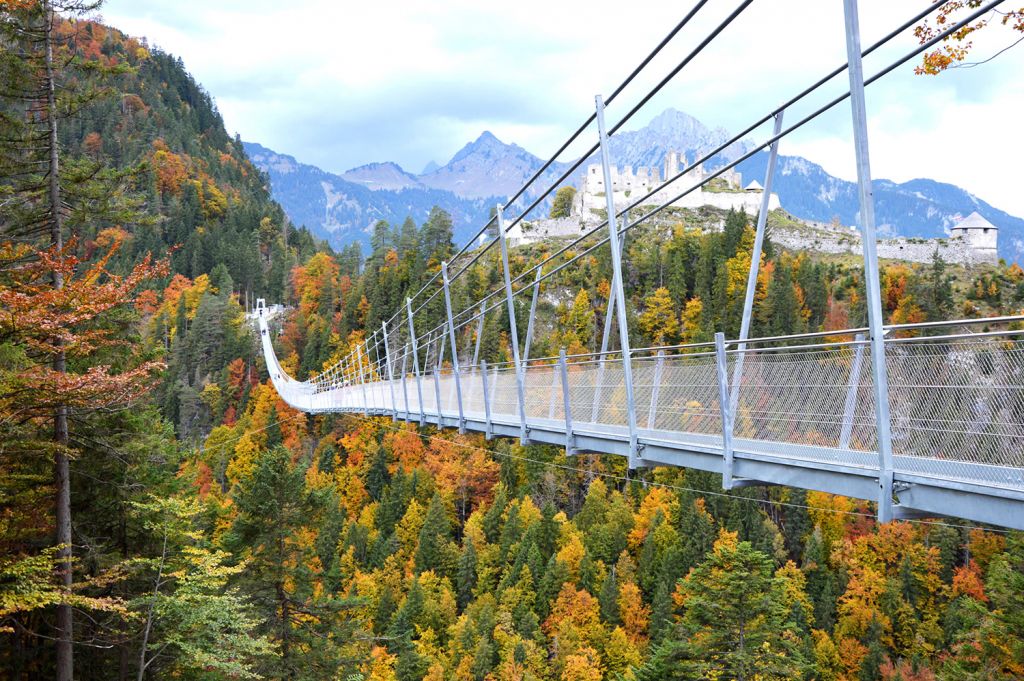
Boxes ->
[1,2,1023,681]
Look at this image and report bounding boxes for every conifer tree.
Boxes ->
[415,492,452,575]
[660,530,808,680]
[456,537,478,610]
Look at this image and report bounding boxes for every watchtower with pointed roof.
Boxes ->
[950,211,998,264]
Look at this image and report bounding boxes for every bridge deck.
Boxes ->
[258,312,1024,530]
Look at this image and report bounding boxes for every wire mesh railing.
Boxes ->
[262,304,1024,494]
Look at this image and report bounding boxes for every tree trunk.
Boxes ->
[43,3,72,679]
[137,532,168,681]
[277,580,292,680]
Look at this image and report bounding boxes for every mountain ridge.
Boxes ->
[247,109,1024,261]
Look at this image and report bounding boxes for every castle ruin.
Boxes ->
[506,151,999,267]
[573,150,780,216]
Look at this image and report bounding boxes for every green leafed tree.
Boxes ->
[549,186,577,219]
[637,529,808,681]
[131,496,274,680]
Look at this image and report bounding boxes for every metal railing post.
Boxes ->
[595,94,641,468]
[648,350,665,429]
[442,262,467,433]
[559,348,575,456]
[480,359,493,440]
[843,0,896,523]
[523,267,543,365]
[383,321,397,421]
[840,333,867,449]
[406,297,426,427]
[714,332,736,490]
[730,109,784,414]
[496,203,530,443]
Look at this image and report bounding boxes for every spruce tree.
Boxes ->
[414,492,452,575]
[456,538,478,610]
[599,569,621,625]
[674,532,808,679]
[365,446,390,501]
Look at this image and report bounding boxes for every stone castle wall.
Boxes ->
[770,224,997,266]
[511,212,997,268]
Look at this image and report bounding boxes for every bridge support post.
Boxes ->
[715,332,736,490]
[496,203,530,444]
[591,225,625,424]
[648,350,665,429]
[730,109,784,414]
[843,0,896,523]
[383,321,398,421]
[401,345,410,422]
[559,348,575,456]
[595,94,641,469]
[406,297,426,427]
[523,267,542,365]
[480,359,493,440]
[442,262,467,433]
[840,333,866,449]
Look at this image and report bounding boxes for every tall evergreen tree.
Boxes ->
[414,492,452,575]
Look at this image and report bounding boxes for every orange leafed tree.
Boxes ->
[915,1,1024,75]
[0,239,167,418]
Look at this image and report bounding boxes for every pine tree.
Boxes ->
[414,492,452,575]
[765,260,805,336]
[672,530,808,680]
[926,251,955,323]
[858,616,886,681]
[599,568,620,625]
[264,403,284,448]
[456,538,478,610]
[365,446,390,501]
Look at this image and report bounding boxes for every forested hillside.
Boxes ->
[1,3,1023,681]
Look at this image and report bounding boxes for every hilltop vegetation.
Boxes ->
[1,3,1023,681]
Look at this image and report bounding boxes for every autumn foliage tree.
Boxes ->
[914,1,1024,75]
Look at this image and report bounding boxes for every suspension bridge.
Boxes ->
[256,0,1024,531]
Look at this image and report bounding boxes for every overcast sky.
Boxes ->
[99,0,1023,216]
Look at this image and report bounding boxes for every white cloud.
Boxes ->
[98,0,1024,215]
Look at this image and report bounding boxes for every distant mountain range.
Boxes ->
[245,108,1024,262]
